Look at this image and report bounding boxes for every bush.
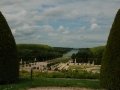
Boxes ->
[100,9,120,90]
[0,12,19,84]
[20,70,100,79]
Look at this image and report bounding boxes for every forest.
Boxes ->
[17,44,72,63]
[71,46,105,65]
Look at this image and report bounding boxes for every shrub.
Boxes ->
[0,12,19,84]
[20,70,99,79]
[100,9,120,90]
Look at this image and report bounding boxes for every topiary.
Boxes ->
[0,11,19,84]
[100,9,120,90]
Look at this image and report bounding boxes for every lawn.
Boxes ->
[0,78,101,90]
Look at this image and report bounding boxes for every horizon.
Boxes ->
[17,43,105,49]
[1,0,120,48]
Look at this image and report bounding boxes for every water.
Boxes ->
[63,49,79,58]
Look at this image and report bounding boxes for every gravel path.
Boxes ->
[28,87,99,90]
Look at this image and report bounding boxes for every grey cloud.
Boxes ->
[0,0,119,47]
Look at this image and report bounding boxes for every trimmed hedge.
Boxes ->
[100,9,120,90]
[0,12,19,84]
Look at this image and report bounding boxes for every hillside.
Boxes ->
[17,44,72,63]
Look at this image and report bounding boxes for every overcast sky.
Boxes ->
[1,0,120,48]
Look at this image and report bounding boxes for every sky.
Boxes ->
[0,0,120,48]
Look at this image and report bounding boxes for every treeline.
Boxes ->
[71,46,105,65]
[17,44,71,63]
[53,47,72,54]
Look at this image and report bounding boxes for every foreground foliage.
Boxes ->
[100,9,120,90]
[0,12,19,84]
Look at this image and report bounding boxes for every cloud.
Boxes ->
[58,26,69,34]
[41,25,54,32]
[0,0,120,48]
[31,0,120,21]
[91,23,99,30]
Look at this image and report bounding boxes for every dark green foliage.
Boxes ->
[100,9,120,90]
[0,12,19,84]
[53,47,72,54]
[90,46,105,65]
[76,48,93,63]
[72,47,105,65]
[71,53,76,63]
[72,48,94,64]
[17,44,71,63]
[17,44,53,51]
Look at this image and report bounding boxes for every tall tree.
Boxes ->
[0,12,19,84]
[100,9,120,90]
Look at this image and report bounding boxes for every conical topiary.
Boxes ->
[100,9,120,90]
[0,12,19,84]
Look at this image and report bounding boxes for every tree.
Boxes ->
[71,53,76,63]
[91,46,105,65]
[75,49,93,63]
[100,9,120,90]
[0,12,19,84]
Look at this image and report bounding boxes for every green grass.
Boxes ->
[0,78,101,90]
[20,69,100,79]
[35,71,99,79]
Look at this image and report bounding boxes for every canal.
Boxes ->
[63,49,79,58]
